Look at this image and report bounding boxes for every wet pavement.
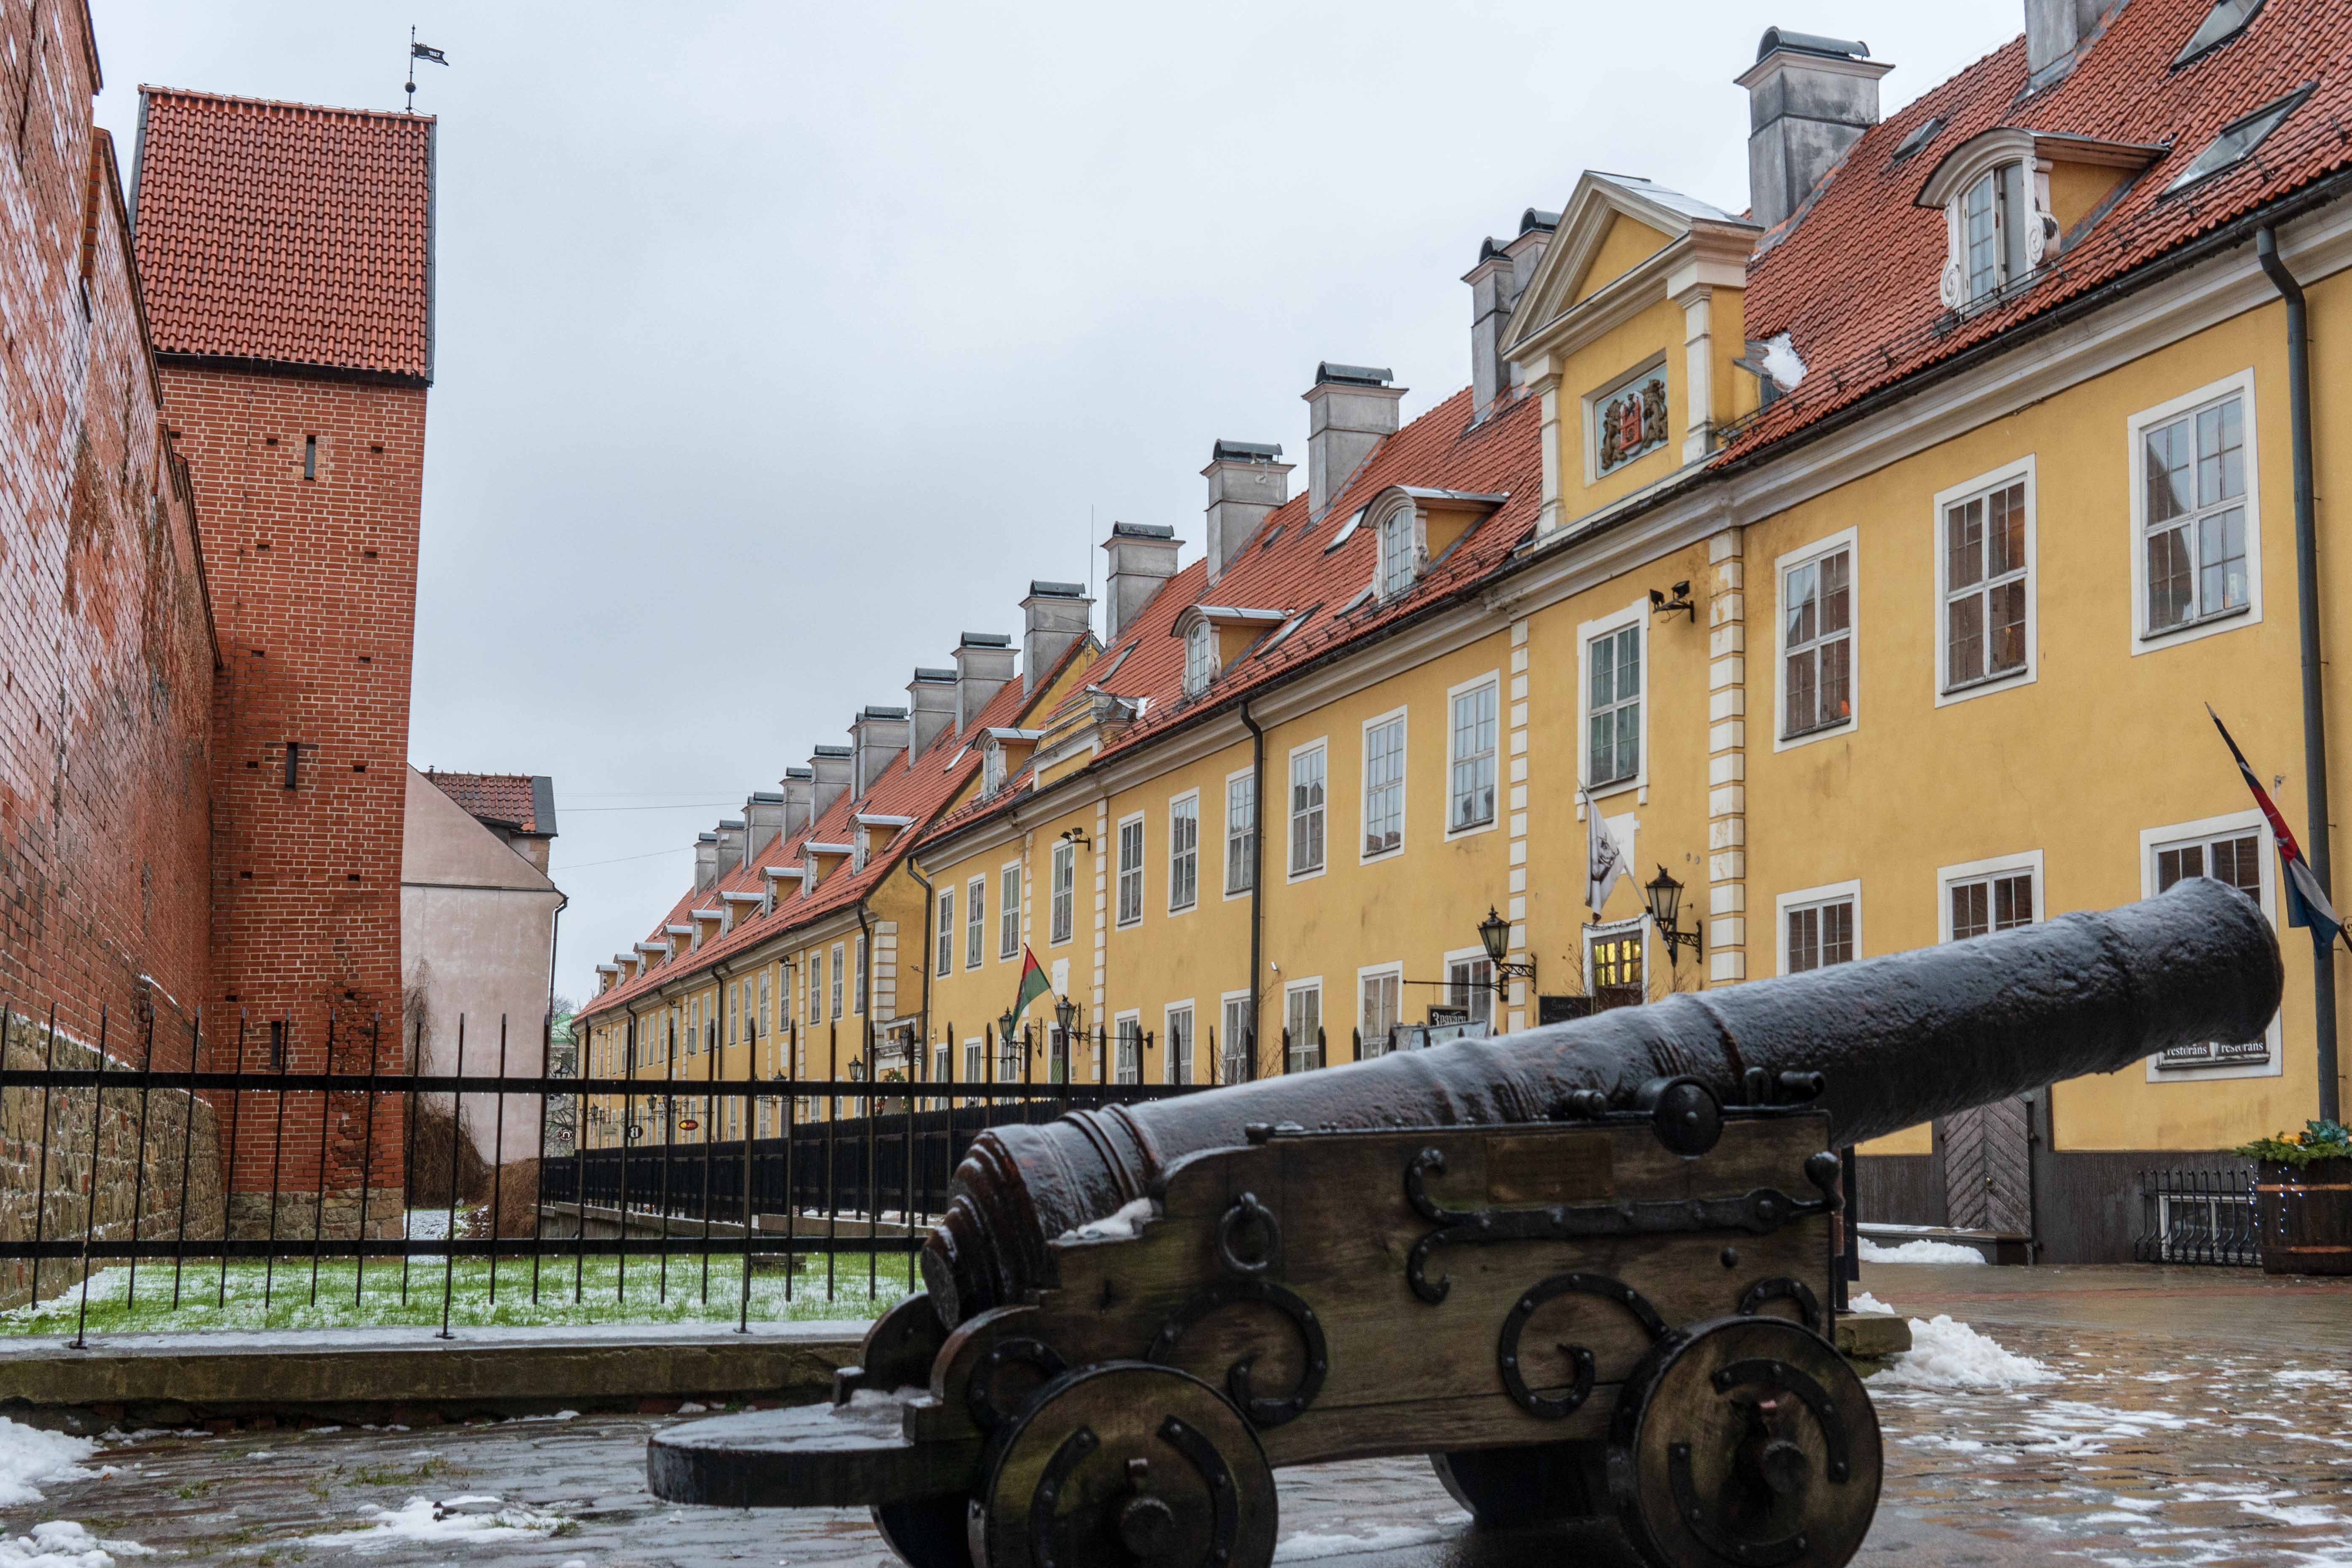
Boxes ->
[4,1262,2347,1566]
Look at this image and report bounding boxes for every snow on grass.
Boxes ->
[1879,1314,2056,1391]
[0,1417,98,1507]
[300,1494,570,1551]
[0,1520,152,1567]
[1858,1236,1986,1264]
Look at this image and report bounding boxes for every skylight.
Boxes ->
[2164,85,2312,194]
[2174,0,2266,69]
[1325,506,1367,553]
[1890,115,1944,164]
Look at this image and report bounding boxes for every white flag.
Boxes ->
[1584,787,1629,914]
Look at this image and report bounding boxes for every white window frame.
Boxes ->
[999,862,1021,960]
[2126,370,2263,655]
[807,952,822,1025]
[1376,502,1421,599]
[1936,850,2045,943]
[1049,839,1075,945]
[1116,812,1146,927]
[1772,527,1859,754]
[1576,601,1647,800]
[1219,991,1254,1085]
[2140,809,2281,1081]
[1443,944,1498,1028]
[1112,1009,1143,1085]
[965,876,985,969]
[830,941,846,1019]
[937,889,955,977]
[1775,879,1863,976]
[1360,707,1407,863]
[853,933,867,1014]
[1286,740,1327,882]
[1357,961,1403,1058]
[1581,354,1670,484]
[1445,671,1502,840]
[1576,920,1650,1003]
[1184,620,1217,697]
[1164,1000,1195,1086]
[1223,768,1256,899]
[1932,457,2038,706]
[1167,792,1200,913]
[1283,978,1324,1073]
[963,1035,983,1086]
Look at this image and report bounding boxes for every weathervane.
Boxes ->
[405,27,448,111]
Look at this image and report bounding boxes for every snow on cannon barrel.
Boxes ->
[647,878,2280,1568]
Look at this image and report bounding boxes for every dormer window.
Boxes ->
[1960,165,2028,302]
[1377,505,1419,599]
[1183,620,1216,696]
[983,739,1006,793]
[1923,129,2159,311]
[851,829,869,874]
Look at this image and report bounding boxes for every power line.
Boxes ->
[550,845,692,873]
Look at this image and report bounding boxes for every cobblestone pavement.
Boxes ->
[3,1264,2346,1565]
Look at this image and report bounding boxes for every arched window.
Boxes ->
[1184,620,1216,695]
[1377,506,1418,599]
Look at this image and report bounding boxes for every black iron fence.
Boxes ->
[2132,1165,2260,1266]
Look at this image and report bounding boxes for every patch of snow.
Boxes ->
[0,1521,152,1567]
[1879,1314,2055,1391]
[0,1418,98,1507]
[1858,1236,1985,1265]
[1055,1197,1158,1245]
[1760,332,1807,391]
[675,1401,707,1415]
[1275,1523,1457,1560]
[2273,1368,2351,1387]
[302,1494,568,1550]
[1847,1291,1896,1315]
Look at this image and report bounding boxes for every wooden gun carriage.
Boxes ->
[649,880,2280,1568]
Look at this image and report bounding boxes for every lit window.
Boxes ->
[1587,626,1640,787]
[1362,715,1404,857]
[1284,984,1322,1073]
[1117,818,1144,925]
[1449,683,1498,830]
[1783,547,1853,738]
[2143,393,2247,633]
[1943,478,2030,690]
[1169,795,1198,911]
[936,889,954,977]
[1050,841,1074,945]
[1184,621,1216,696]
[1377,507,1418,598]
[999,865,1020,959]
[1949,870,2035,940]
[2173,0,2267,68]
[1587,929,1643,1005]
[965,877,985,968]
[1359,970,1401,1057]
[1225,776,1255,894]
[2166,86,2308,193]
[1288,745,1326,876]
[1785,898,1856,972]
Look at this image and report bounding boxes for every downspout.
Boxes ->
[854,901,876,1082]
[2256,225,2339,1124]
[906,863,935,1081]
[1242,700,1265,1082]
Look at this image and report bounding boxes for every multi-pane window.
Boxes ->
[1220,997,1253,1085]
[853,934,867,1014]
[1166,1005,1193,1085]
[1114,1017,1142,1084]
[999,865,1020,959]
[937,889,955,976]
[1960,165,2027,303]
[1447,957,1494,1027]
[759,971,772,1036]
[2156,830,2261,902]
[727,983,739,1045]
[1360,970,1401,1057]
[1289,746,1326,876]
[1378,506,1417,598]
[1362,716,1404,857]
[1589,930,1643,1005]
[1284,985,1322,1073]
[807,955,822,1026]
[1225,777,1255,894]
[1169,796,1199,910]
[830,942,845,1019]
[964,1038,983,1085]
[2144,394,2247,633]
[1184,622,1216,697]
[1117,818,1145,925]
[966,877,985,968]
[1588,627,1640,787]
[1786,898,1856,973]
[1450,683,1497,830]
[1050,841,1074,944]
[1950,870,2035,940]
[1783,547,1853,738]
[1945,480,2028,689]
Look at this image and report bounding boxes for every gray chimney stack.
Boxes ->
[1203,440,1291,585]
[714,817,746,873]
[1303,363,1404,521]
[849,706,911,798]
[1466,209,1560,420]
[907,668,957,760]
[809,746,853,819]
[953,633,1018,734]
[2025,0,2121,82]
[779,767,814,839]
[744,791,786,858]
[1736,30,1891,232]
[1021,581,1093,695]
[693,831,720,892]
[1103,522,1181,642]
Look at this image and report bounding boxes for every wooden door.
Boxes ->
[1939,1099,2031,1235]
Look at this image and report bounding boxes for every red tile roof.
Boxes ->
[132,88,434,380]
[426,772,548,835]
[1726,0,2351,462]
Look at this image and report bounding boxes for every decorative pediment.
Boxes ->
[1504,172,1759,364]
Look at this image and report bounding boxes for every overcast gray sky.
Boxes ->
[92,0,2021,1004]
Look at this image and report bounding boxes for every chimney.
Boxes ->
[1103,523,1180,642]
[1736,30,1891,232]
[693,832,720,892]
[810,745,853,818]
[714,817,746,872]
[2026,0,2121,82]
[850,706,911,797]
[1303,363,1404,521]
[1202,440,1293,584]
[953,633,1017,733]
[779,767,814,838]
[1021,582,1093,695]
[1466,209,1559,420]
[745,791,786,858]
[907,668,957,760]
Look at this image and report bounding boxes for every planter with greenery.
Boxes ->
[2236,1120,2352,1277]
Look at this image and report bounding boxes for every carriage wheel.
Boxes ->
[1431,1439,1606,1528]
[972,1361,1277,1568]
[873,1494,976,1568]
[1608,1316,1881,1568]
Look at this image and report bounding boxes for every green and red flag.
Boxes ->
[1011,946,1053,1020]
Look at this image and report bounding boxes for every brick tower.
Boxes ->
[131,89,433,1235]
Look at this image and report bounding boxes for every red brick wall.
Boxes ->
[0,0,215,1062]
[161,365,424,1200]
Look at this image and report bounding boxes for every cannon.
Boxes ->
[649,879,2279,1568]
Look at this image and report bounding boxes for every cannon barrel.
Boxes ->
[921,878,2280,1325]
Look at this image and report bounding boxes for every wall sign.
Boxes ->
[1594,368,1670,475]
[2155,1039,2271,1071]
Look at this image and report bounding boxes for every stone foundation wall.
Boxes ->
[226,1188,405,1243]
[1,1015,225,1310]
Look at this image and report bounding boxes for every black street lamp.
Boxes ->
[1474,905,1538,1007]
[1054,993,1080,1035]
[1645,865,1704,967]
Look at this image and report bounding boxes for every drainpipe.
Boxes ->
[854,901,876,1082]
[906,862,935,1081]
[2256,226,2339,1125]
[1242,700,1265,1082]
